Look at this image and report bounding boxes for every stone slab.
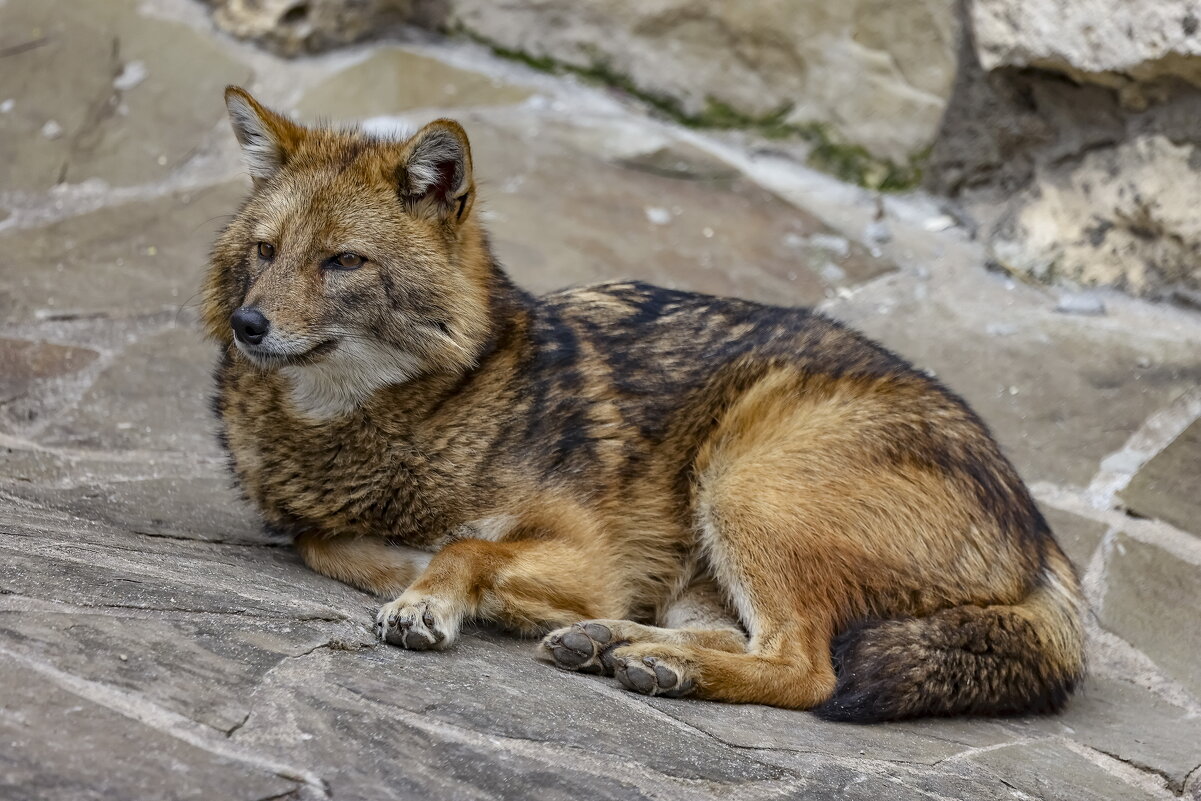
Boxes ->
[0,611,349,733]
[0,337,99,407]
[0,653,299,801]
[1042,506,1109,571]
[0,182,246,322]
[645,696,1018,766]
[826,290,1201,486]
[965,740,1159,801]
[0,518,372,623]
[464,116,894,305]
[1100,533,1201,703]
[35,325,221,456]
[0,0,248,194]
[1010,675,1201,792]
[1121,418,1201,538]
[4,475,263,545]
[229,642,792,800]
[446,0,958,164]
[297,48,532,121]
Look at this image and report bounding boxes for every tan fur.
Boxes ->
[204,88,1086,720]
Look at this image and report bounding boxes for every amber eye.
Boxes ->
[257,242,275,260]
[331,252,365,270]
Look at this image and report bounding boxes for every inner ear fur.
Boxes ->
[224,86,306,184]
[397,119,474,222]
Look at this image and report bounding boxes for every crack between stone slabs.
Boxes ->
[130,528,290,548]
[928,737,1045,767]
[0,591,353,624]
[0,643,330,799]
[642,697,958,770]
[335,688,802,800]
[1078,740,1185,794]
[575,670,1027,774]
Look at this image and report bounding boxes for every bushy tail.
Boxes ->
[813,552,1085,722]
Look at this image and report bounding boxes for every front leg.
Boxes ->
[295,531,431,597]
[377,534,627,652]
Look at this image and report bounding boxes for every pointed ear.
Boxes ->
[397,120,474,223]
[224,86,305,184]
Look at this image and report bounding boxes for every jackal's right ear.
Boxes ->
[224,87,305,184]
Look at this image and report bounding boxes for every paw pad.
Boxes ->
[541,622,625,675]
[376,600,447,651]
[613,655,695,698]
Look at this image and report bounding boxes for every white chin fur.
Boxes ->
[281,338,424,420]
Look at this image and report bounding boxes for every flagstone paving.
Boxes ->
[2,0,1200,799]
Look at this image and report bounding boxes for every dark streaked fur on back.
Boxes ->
[204,88,1085,721]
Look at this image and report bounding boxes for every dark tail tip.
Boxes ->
[813,608,1084,723]
[810,620,899,723]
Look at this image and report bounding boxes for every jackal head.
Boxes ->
[203,87,495,418]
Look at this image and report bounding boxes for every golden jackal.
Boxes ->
[204,87,1085,721]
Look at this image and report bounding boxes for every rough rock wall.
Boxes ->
[932,0,1201,302]
[202,0,1201,302]
[443,0,960,169]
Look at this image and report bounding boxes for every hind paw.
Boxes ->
[611,646,696,698]
[539,622,628,675]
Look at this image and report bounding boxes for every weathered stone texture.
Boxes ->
[0,0,247,193]
[1101,533,1201,701]
[208,0,421,57]
[445,0,959,165]
[3,0,1201,797]
[990,134,1201,298]
[1121,419,1201,538]
[972,0,1201,95]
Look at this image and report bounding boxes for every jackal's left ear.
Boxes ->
[397,120,474,223]
[224,86,305,184]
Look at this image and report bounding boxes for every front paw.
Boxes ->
[376,595,458,651]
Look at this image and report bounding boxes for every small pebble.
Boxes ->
[864,219,892,246]
[1055,292,1106,316]
[0,99,14,113]
[644,206,671,225]
[809,233,851,258]
[985,322,1019,337]
[922,214,956,232]
[41,119,63,140]
[113,60,148,91]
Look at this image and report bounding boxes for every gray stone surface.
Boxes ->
[1043,506,1109,569]
[1101,533,1201,702]
[1122,419,1201,538]
[824,284,1201,487]
[0,658,302,801]
[0,0,248,193]
[2,1,1201,799]
[296,48,533,121]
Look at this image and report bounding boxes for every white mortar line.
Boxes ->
[1084,385,1201,510]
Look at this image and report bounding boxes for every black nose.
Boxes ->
[230,307,270,345]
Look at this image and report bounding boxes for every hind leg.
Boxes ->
[539,578,747,676]
[609,374,856,707]
[605,516,840,706]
